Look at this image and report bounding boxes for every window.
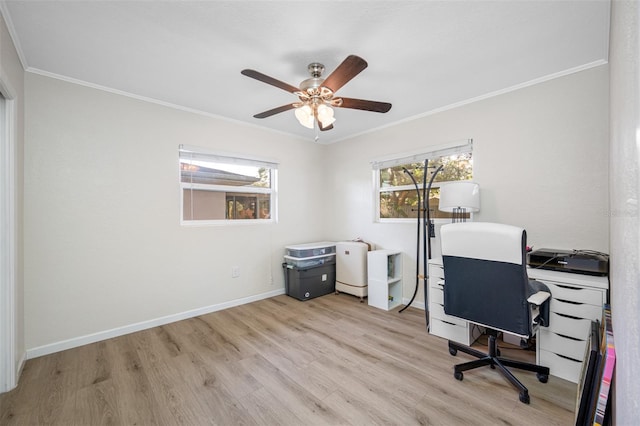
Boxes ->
[179,145,278,224]
[372,140,473,222]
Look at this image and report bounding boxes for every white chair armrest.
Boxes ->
[527,291,550,306]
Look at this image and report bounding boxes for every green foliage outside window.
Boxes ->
[379,153,473,219]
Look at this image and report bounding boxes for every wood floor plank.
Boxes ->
[107,335,163,425]
[237,386,306,426]
[238,353,349,425]
[191,314,258,361]
[14,348,79,425]
[0,293,577,425]
[72,378,122,426]
[177,351,260,426]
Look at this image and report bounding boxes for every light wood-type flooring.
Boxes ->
[0,293,577,425]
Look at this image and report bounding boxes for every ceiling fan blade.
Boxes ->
[322,55,368,93]
[253,104,296,119]
[241,69,300,94]
[338,97,392,113]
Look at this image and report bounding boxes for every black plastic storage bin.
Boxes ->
[282,262,336,301]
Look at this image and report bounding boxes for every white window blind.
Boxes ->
[179,145,279,170]
[370,139,473,170]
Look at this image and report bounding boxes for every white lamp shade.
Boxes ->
[316,104,336,127]
[295,105,314,129]
[438,182,480,212]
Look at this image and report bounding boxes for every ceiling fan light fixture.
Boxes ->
[242,55,392,133]
[295,105,314,129]
[317,103,336,127]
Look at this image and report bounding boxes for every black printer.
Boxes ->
[527,249,609,276]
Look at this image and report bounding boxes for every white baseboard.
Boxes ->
[26,288,285,359]
[16,352,25,378]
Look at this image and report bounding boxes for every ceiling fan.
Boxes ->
[241,55,392,131]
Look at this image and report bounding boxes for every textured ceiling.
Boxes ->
[1,0,610,143]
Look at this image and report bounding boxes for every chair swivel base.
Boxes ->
[448,335,549,404]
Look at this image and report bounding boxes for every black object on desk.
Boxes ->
[527,249,609,276]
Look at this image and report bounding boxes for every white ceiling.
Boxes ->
[1,0,610,143]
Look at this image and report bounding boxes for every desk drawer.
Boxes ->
[430,302,467,327]
[430,318,472,345]
[542,281,605,306]
[550,297,602,321]
[430,286,444,305]
[429,264,444,279]
[429,278,444,293]
[538,349,583,383]
[538,328,587,360]
[547,312,592,341]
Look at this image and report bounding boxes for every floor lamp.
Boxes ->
[438,182,480,222]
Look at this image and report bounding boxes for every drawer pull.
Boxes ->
[556,284,583,291]
[555,298,582,305]
[556,312,583,321]
[555,353,581,363]
[555,332,583,342]
[441,320,457,326]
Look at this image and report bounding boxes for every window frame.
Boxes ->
[179,145,278,226]
[371,140,473,223]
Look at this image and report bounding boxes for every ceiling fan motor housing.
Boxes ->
[300,62,328,93]
[300,77,325,93]
[307,62,325,77]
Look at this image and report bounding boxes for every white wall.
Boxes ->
[325,65,610,307]
[24,73,328,353]
[609,0,640,422]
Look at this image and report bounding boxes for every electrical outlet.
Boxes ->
[231,266,240,278]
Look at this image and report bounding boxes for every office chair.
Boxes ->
[440,222,551,404]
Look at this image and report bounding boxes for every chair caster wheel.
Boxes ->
[537,373,549,383]
[454,371,463,381]
[519,392,530,404]
[449,347,457,356]
[490,364,496,369]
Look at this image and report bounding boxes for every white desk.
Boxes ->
[427,257,609,383]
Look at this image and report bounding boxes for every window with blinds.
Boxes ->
[179,145,278,224]
[371,140,473,221]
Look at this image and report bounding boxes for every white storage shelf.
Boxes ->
[368,250,403,311]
